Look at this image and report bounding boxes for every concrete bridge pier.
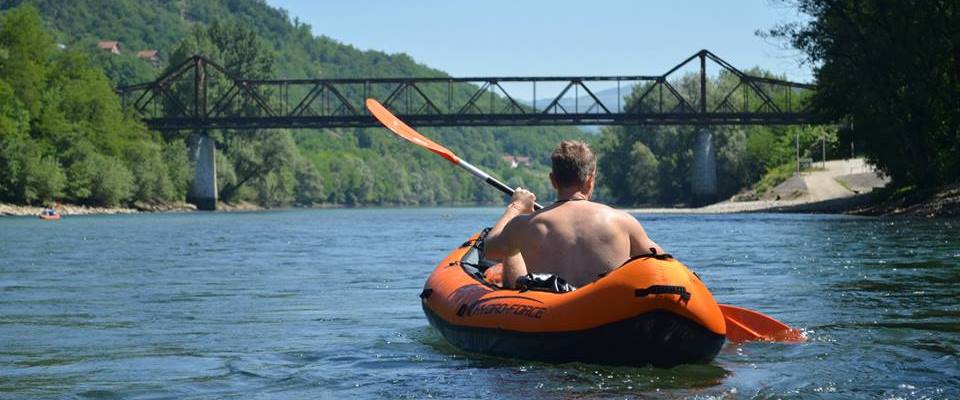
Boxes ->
[187,132,218,211]
[691,127,717,205]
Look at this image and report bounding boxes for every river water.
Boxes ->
[1,209,957,399]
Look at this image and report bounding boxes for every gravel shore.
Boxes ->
[0,202,197,217]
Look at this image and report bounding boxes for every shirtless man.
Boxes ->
[483,140,663,288]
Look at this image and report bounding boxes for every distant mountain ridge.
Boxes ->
[523,84,635,114]
[520,84,635,134]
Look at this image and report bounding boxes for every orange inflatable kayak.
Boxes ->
[421,231,727,367]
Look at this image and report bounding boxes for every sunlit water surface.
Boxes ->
[1,209,958,399]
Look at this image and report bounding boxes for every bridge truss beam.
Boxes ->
[118,50,816,131]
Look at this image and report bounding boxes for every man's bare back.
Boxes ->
[506,200,661,287]
[486,197,662,287]
[484,140,663,288]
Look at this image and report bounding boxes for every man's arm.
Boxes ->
[483,188,535,260]
[620,211,664,256]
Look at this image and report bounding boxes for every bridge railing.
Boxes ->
[118,50,815,130]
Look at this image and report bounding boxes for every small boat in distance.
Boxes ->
[38,208,60,220]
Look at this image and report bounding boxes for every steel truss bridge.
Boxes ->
[118,50,815,130]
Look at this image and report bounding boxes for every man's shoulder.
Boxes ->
[587,202,637,227]
[586,201,630,216]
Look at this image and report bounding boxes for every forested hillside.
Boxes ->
[0,0,589,207]
[0,7,191,207]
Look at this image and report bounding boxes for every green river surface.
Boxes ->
[1,208,958,399]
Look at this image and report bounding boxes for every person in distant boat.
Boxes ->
[483,140,663,288]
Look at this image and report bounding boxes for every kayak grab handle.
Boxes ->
[635,285,691,303]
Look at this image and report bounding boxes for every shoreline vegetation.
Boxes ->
[4,183,958,217]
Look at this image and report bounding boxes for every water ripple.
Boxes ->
[0,209,957,398]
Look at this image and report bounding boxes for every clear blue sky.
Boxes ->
[266,1,812,83]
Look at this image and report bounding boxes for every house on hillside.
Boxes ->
[502,155,532,168]
[97,40,121,54]
[136,50,161,67]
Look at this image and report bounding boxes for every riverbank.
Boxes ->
[629,173,959,218]
[848,183,960,218]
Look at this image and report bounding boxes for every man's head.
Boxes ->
[549,140,597,195]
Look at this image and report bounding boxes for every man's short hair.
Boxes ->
[550,140,596,187]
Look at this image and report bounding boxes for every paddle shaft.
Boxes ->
[456,159,543,210]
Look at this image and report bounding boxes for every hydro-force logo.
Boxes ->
[456,296,547,319]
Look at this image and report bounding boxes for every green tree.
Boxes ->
[767,0,959,189]
[0,5,52,117]
[626,141,659,204]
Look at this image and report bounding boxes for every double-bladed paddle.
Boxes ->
[365,98,803,343]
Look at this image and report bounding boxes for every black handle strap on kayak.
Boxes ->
[635,285,691,303]
[622,248,674,264]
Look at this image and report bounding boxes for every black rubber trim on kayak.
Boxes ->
[420,288,433,299]
[595,253,675,280]
[635,285,691,303]
[423,305,724,367]
[623,252,674,263]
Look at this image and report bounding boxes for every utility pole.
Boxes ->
[796,130,800,175]
[822,133,826,169]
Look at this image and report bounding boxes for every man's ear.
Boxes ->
[585,173,597,195]
[549,173,558,190]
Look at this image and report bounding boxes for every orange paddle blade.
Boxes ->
[719,304,806,343]
[365,99,460,165]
